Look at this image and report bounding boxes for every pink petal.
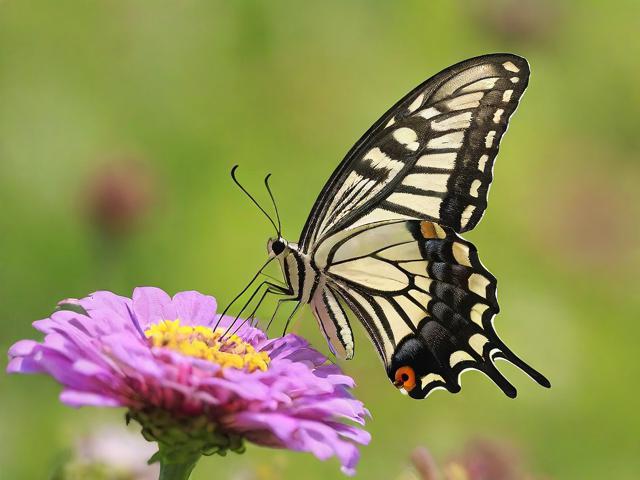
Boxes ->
[60,390,123,408]
[132,287,176,327]
[172,291,217,326]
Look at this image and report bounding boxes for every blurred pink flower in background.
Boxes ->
[408,446,440,480]
[400,438,549,480]
[53,425,160,480]
[467,0,564,44]
[444,439,523,480]
[83,158,156,239]
[530,138,639,278]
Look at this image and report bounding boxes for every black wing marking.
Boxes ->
[300,53,529,253]
[321,220,549,399]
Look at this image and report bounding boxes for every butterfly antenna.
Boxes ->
[231,165,279,234]
[264,173,282,236]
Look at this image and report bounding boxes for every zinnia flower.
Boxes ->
[7,287,370,477]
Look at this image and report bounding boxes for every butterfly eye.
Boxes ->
[271,240,285,255]
[394,366,416,392]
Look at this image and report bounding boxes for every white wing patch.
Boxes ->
[393,127,420,151]
[408,287,431,306]
[407,94,425,113]
[470,303,490,326]
[416,152,457,169]
[469,333,489,355]
[400,260,430,277]
[478,154,489,172]
[468,273,490,297]
[329,257,409,291]
[445,91,483,110]
[502,61,520,72]
[427,131,465,149]
[460,205,476,229]
[365,147,404,172]
[421,373,445,389]
[416,107,440,119]
[386,192,442,217]
[378,242,423,261]
[459,77,500,93]
[431,112,473,131]
[485,131,496,148]
[402,172,449,192]
[450,350,475,367]
[452,242,472,266]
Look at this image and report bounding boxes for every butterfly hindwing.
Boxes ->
[310,285,354,360]
[300,54,529,253]
[315,220,548,398]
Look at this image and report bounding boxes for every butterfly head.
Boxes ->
[267,237,288,258]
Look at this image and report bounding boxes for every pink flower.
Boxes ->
[8,287,370,475]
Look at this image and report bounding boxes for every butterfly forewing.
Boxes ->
[300,54,529,253]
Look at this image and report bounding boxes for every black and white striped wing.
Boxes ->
[312,220,549,399]
[299,54,529,253]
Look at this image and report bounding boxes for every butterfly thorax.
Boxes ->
[268,237,321,304]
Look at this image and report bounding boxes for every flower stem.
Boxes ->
[159,454,200,480]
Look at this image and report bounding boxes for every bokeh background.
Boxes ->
[1,1,639,479]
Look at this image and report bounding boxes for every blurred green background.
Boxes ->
[1,1,639,479]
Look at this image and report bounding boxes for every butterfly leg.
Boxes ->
[222,281,290,337]
[246,286,276,328]
[242,283,292,331]
[282,302,302,336]
[265,297,298,332]
[228,285,279,336]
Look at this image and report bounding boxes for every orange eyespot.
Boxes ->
[394,366,416,392]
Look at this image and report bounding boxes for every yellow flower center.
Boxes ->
[144,320,270,372]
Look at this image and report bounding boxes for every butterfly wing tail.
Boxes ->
[490,338,551,389]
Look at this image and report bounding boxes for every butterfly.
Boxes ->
[228,53,550,399]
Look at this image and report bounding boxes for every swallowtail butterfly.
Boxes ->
[229,54,550,399]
